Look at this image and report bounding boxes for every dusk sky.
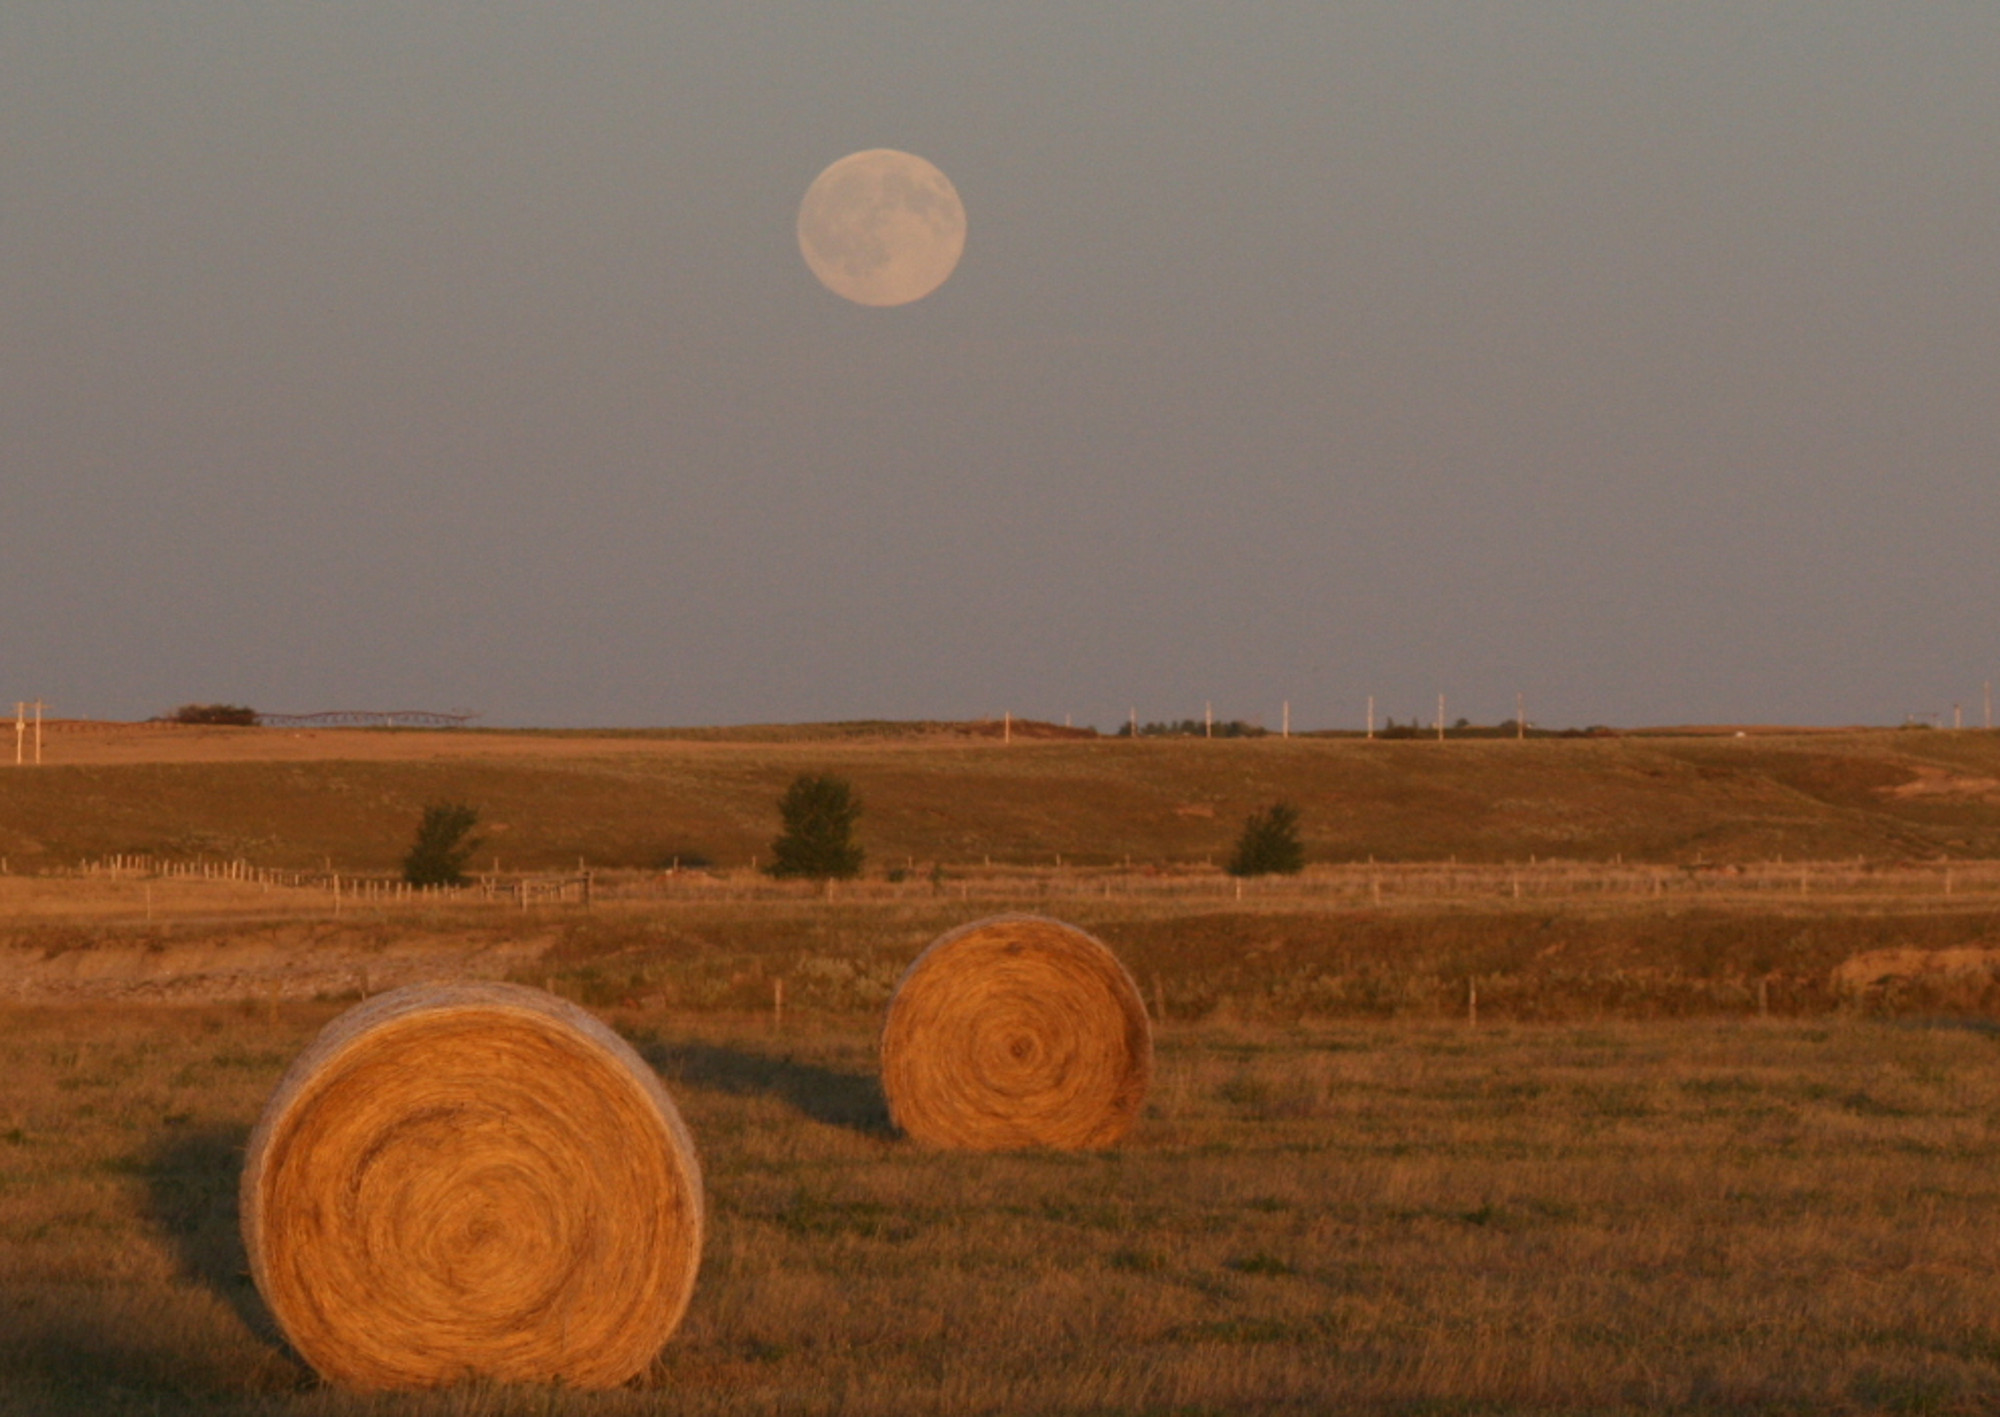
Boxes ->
[3,4,1996,731]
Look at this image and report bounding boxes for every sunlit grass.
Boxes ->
[4,727,2000,873]
[4,1004,1999,1414]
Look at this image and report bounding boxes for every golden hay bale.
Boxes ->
[880,914,1152,1150]
[240,981,703,1391]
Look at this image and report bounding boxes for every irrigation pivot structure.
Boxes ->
[257,710,479,729]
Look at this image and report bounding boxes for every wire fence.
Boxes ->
[58,854,590,908]
[31,853,2000,913]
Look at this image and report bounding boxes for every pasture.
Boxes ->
[3,722,2000,1413]
[5,1003,1999,1415]
[4,719,2000,874]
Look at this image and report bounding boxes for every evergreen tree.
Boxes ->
[767,773,865,880]
[1227,802,1305,877]
[403,802,481,887]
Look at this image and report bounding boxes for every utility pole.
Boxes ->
[1205,702,1213,738]
[1955,703,1963,731]
[1366,695,1374,739]
[1517,691,1525,740]
[1436,693,1446,742]
[1282,701,1289,739]
[1129,706,1137,738]
[1003,711,1011,744]
[12,703,21,766]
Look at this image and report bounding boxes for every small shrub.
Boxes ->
[1227,802,1305,877]
[403,802,481,887]
[767,774,864,880]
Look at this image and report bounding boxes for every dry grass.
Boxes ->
[4,1002,1999,1415]
[4,724,2000,873]
[10,873,2000,1027]
[5,724,2000,1411]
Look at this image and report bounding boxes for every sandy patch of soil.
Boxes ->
[0,923,553,1003]
[1830,946,2000,992]
[1881,765,2000,802]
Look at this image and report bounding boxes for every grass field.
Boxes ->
[4,722,2000,872]
[4,1005,1999,1416]
[8,873,2000,1024]
[4,723,2000,1413]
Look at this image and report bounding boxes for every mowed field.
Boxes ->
[6,718,2000,872]
[4,723,2000,1414]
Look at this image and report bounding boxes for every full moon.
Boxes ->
[797,149,966,307]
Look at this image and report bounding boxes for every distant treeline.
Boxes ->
[163,703,259,726]
[1116,718,1268,739]
[1114,716,1620,740]
[1369,718,1615,740]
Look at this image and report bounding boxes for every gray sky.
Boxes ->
[3,3,1996,730]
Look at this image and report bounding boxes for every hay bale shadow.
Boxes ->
[0,1311,222,1412]
[141,1124,285,1351]
[641,1040,893,1136]
[0,1126,305,1406]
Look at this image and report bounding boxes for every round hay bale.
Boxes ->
[240,981,703,1391]
[880,914,1152,1150]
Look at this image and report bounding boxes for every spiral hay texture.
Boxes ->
[240,982,704,1391]
[880,915,1152,1150]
